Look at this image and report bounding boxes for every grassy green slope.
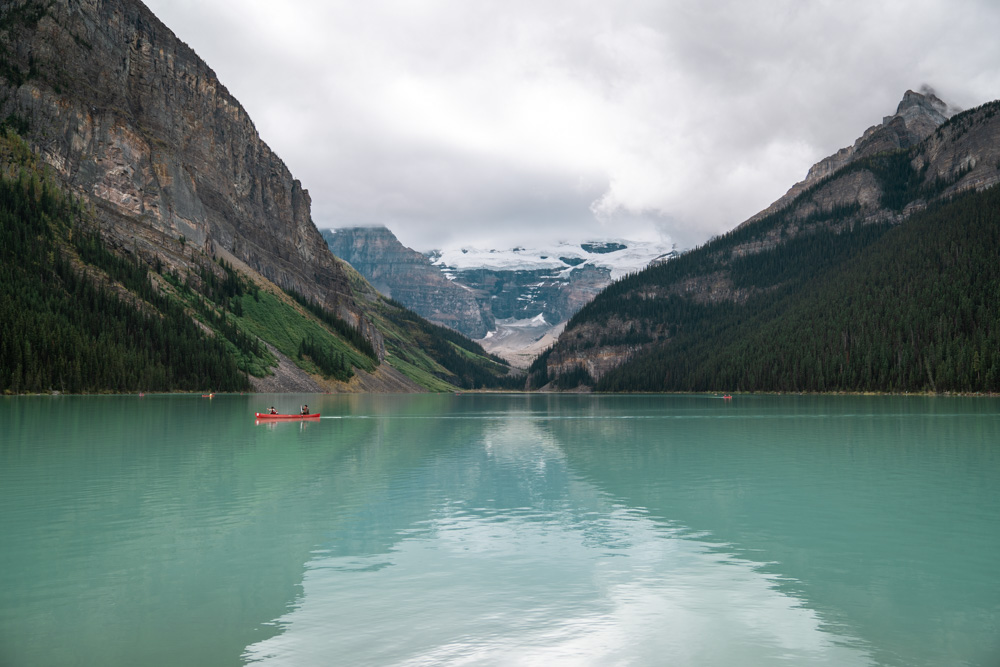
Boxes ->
[369,297,521,391]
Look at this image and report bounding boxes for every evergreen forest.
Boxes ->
[0,133,252,393]
[377,298,523,390]
[589,185,1000,393]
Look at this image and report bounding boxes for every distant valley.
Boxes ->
[322,227,675,367]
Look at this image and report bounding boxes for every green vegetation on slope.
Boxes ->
[155,258,275,378]
[234,288,377,381]
[0,129,390,393]
[0,131,252,394]
[566,148,935,339]
[597,185,1000,393]
[375,298,522,390]
[0,123,518,393]
[283,287,378,362]
[545,118,1000,394]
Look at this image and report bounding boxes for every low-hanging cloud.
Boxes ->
[146,0,1000,251]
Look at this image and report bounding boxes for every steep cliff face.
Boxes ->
[0,0,373,339]
[322,226,493,338]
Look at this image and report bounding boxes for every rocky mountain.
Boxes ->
[744,88,958,225]
[1,0,359,317]
[324,226,675,367]
[537,90,1000,391]
[322,227,492,338]
[433,241,675,366]
[0,0,514,393]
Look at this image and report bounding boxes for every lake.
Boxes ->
[1,393,998,666]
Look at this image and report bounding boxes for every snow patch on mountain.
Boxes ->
[428,239,676,280]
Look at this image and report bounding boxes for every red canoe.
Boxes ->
[255,413,320,419]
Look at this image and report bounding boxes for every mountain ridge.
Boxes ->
[323,225,675,367]
[535,90,1000,392]
[743,88,960,227]
[322,226,493,338]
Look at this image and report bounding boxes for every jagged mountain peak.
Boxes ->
[746,88,955,225]
[884,87,956,137]
[894,88,949,119]
[539,90,1000,391]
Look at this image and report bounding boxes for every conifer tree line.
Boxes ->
[0,154,252,393]
[166,257,267,364]
[283,287,378,361]
[380,298,522,389]
[297,335,352,381]
[592,185,1000,393]
[552,131,1000,394]
[0,127,517,394]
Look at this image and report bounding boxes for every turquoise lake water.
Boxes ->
[1,393,998,666]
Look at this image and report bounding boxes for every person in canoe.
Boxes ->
[300,404,310,415]
[269,406,278,415]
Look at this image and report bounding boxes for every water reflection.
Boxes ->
[3,394,997,667]
[542,394,1000,667]
[244,405,874,666]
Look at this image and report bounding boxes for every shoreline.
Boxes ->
[6,389,1000,398]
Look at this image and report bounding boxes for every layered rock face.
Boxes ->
[720,89,1000,264]
[445,265,608,326]
[0,0,376,342]
[323,226,603,341]
[322,227,493,338]
[322,226,602,342]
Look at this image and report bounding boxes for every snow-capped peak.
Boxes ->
[429,239,675,280]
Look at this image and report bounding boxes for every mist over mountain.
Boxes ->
[535,90,1000,393]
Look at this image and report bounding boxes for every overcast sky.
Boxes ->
[144,0,1000,251]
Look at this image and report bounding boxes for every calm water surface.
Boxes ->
[1,393,998,666]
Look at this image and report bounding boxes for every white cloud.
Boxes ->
[145,0,1000,251]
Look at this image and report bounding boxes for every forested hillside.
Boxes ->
[536,96,1000,394]
[0,131,252,393]
[595,185,1000,392]
[0,130,517,394]
[374,298,522,390]
[0,0,524,395]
